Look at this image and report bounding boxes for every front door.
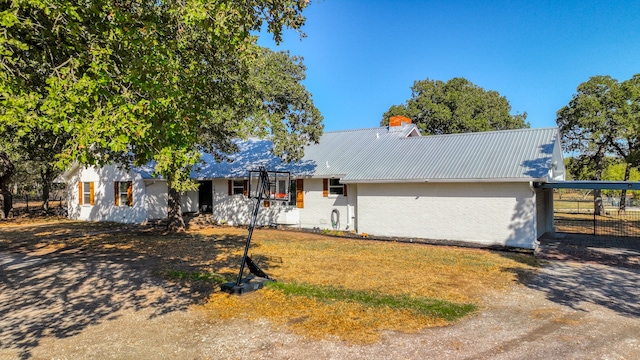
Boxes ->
[198,181,213,213]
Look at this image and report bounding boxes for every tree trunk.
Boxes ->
[593,147,605,215]
[167,184,185,232]
[0,152,15,218]
[619,162,632,213]
[40,166,54,212]
[0,190,12,219]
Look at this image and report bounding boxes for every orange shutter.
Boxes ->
[78,182,83,205]
[228,180,232,195]
[127,181,133,206]
[343,184,348,197]
[322,179,328,197]
[296,179,304,209]
[264,200,270,208]
[89,182,95,205]
[114,182,120,206]
[243,180,248,196]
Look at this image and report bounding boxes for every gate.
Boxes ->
[554,189,640,240]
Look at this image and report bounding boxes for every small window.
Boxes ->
[329,179,344,195]
[83,182,92,205]
[232,180,244,195]
[115,181,132,206]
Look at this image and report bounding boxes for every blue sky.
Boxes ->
[258,0,640,132]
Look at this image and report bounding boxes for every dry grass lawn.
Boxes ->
[0,219,541,344]
[194,227,539,343]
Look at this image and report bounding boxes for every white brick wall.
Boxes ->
[145,181,167,220]
[67,165,148,223]
[298,179,353,231]
[356,182,538,248]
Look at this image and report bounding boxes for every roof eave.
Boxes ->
[340,177,549,184]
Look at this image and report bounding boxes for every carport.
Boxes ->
[534,180,640,243]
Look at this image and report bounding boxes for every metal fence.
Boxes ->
[10,183,67,215]
[554,190,640,240]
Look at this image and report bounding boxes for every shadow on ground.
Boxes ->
[0,222,258,359]
[0,250,194,359]
[514,261,640,319]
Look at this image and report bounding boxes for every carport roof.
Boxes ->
[535,181,640,190]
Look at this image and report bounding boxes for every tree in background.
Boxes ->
[0,128,19,218]
[557,74,640,214]
[380,77,529,134]
[1,1,322,231]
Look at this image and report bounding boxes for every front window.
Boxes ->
[232,180,244,195]
[117,181,131,206]
[329,179,344,195]
[83,182,92,205]
[273,179,296,206]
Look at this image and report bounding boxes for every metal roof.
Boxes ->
[339,127,563,182]
[138,124,564,183]
[535,181,640,190]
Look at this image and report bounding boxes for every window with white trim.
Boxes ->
[82,182,92,205]
[115,181,132,206]
[232,180,244,195]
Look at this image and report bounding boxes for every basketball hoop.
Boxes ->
[221,166,291,295]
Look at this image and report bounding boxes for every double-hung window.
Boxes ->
[329,179,344,195]
[232,180,245,195]
[78,182,94,205]
[115,181,133,206]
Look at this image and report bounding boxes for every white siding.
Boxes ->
[356,182,538,249]
[535,188,554,238]
[67,165,148,223]
[205,178,352,231]
[182,190,199,213]
[145,181,167,220]
[209,179,293,226]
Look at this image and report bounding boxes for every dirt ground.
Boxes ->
[1,222,639,359]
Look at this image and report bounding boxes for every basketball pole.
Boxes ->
[234,166,269,287]
[221,166,275,294]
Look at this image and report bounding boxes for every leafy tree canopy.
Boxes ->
[380,77,528,134]
[557,74,640,213]
[1,0,323,229]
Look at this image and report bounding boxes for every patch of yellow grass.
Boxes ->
[202,288,449,344]
[194,227,531,303]
[193,227,537,343]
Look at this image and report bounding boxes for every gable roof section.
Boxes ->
[340,127,562,182]
[184,125,563,183]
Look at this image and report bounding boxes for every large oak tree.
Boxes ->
[1,1,323,230]
[557,74,640,214]
[381,77,528,134]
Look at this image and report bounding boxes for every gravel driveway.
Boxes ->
[1,244,639,359]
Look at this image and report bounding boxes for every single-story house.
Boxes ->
[61,120,565,249]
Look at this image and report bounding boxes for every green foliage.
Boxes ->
[557,74,640,178]
[381,77,529,134]
[266,282,477,321]
[1,1,323,226]
[602,162,640,182]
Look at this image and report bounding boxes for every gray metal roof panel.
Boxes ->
[339,127,559,182]
[137,125,561,182]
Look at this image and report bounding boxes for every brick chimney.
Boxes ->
[389,115,412,127]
